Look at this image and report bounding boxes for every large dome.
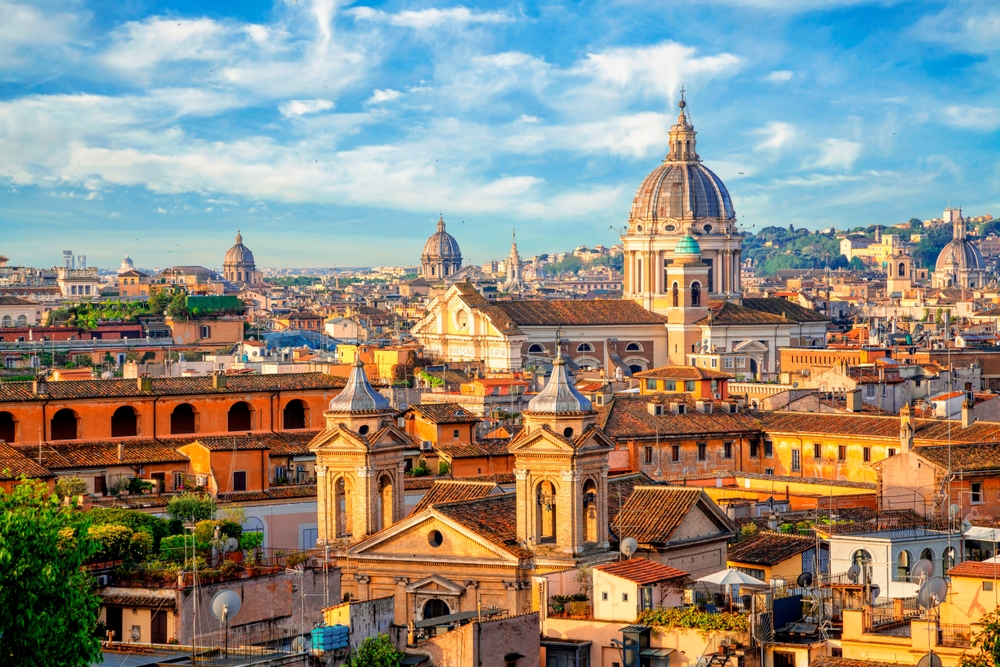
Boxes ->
[936,239,984,272]
[224,231,255,265]
[119,254,134,274]
[631,163,735,222]
[422,215,461,259]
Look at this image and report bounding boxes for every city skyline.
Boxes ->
[1,0,998,268]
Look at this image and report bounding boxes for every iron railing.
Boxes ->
[939,624,973,648]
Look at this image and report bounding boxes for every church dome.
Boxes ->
[422,215,461,259]
[936,239,984,273]
[527,349,592,414]
[119,254,134,273]
[224,231,255,266]
[674,235,702,256]
[327,358,391,413]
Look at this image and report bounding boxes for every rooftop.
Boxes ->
[727,531,816,566]
[595,558,689,585]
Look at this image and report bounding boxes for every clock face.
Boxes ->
[456,310,468,329]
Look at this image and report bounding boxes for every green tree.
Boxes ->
[960,608,1000,667]
[0,479,102,666]
[54,477,89,501]
[346,634,402,667]
[847,257,866,271]
[167,493,217,524]
[167,291,189,319]
[147,287,172,313]
[908,218,923,230]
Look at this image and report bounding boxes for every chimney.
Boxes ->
[962,399,975,428]
[212,372,227,390]
[137,375,152,392]
[32,376,48,396]
[117,442,125,462]
[847,388,862,412]
[899,403,913,452]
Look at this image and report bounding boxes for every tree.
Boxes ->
[54,477,89,502]
[0,479,102,666]
[166,493,217,524]
[167,291,189,319]
[147,287,172,314]
[847,257,866,271]
[908,218,924,230]
[346,634,402,667]
[960,608,1000,667]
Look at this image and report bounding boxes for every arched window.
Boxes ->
[1,315,10,327]
[672,282,679,308]
[898,262,906,277]
[335,477,353,537]
[228,402,253,432]
[242,516,266,548]
[629,364,645,374]
[170,404,197,435]
[583,479,598,544]
[0,411,16,443]
[577,342,594,353]
[527,343,545,354]
[111,406,138,438]
[896,550,912,581]
[423,599,450,620]
[853,549,873,583]
[943,547,956,573]
[51,408,78,440]
[920,547,935,567]
[378,474,394,531]
[15,315,27,327]
[691,282,701,307]
[537,480,557,543]
[283,399,307,429]
[625,342,642,352]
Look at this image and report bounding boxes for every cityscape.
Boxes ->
[2,2,1000,667]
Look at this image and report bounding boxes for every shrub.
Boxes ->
[54,477,89,501]
[167,493,217,524]
[437,461,450,476]
[88,524,136,562]
[160,534,194,562]
[638,606,749,635]
[239,531,263,552]
[286,551,310,567]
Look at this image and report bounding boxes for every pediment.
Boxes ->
[733,340,769,352]
[348,513,519,563]
[507,428,578,454]
[308,427,370,453]
[405,574,465,595]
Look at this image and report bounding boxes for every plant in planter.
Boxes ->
[286,551,310,568]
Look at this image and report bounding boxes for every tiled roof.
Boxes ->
[698,301,789,325]
[412,480,498,514]
[614,485,732,545]
[742,297,830,323]
[99,594,176,609]
[663,470,876,490]
[492,300,668,326]
[595,558,689,585]
[181,434,276,451]
[727,531,815,566]
[634,366,732,381]
[0,441,54,480]
[811,658,897,667]
[0,373,346,403]
[217,484,317,502]
[265,431,323,456]
[91,495,169,509]
[433,493,532,558]
[913,443,1000,472]
[406,403,481,424]
[599,395,759,441]
[608,472,656,523]
[404,475,441,490]
[948,561,1000,578]
[14,439,188,469]
[436,440,510,459]
[758,412,1000,444]
[0,296,36,305]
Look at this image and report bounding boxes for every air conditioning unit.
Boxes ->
[421,441,433,452]
[195,475,207,487]
[96,574,110,586]
[713,393,722,399]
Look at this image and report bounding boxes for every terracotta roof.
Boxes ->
[0,296,36,305]
[698,301,789,325]
[0,441,54,480]
[727,531,815,566]
[742,297,830,322]
[217,484,317,502]
[0,373,346,403]
[433,493,532,558]
[492,300,667,326]
[663,470,876,490]
[99,594,175,609]
[181,434,277,451]
[811,658,897,667]
[599,395,759,442]
[436,440,510,459]
[614,485,733,545]
[913,443,1000,472]
[608,472,656,523]
[948,561,1000,578]
[14,439,188,469]
[758,412,1000,444]
[634,366,732,381]
[264,430,323,456]
[412,480,499,514]
[595,558,689,585]
[405,403,481,424]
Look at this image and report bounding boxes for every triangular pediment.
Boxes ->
[348,511,520,563]
[733,339,769,352]
[404,574,465,595]
[507,427,579,454]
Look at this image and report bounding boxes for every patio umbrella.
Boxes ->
[696,569,766,612]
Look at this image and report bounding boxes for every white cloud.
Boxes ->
[754,121,795,151]
[156,207,167,213]
[811,139,863,170]
[765,70,793,83]
[0,2,78,66]
[101,18,231,77]
[279,99,335,117]
[367,89,402,104]
[349,6,512,29]
[943,105,1000,131]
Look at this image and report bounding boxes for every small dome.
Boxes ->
[674,235,702,256]
[119,254,134,273]
[224,230,255,266]
[327,358,391,413]
[936,239,984,273]
[422,215,461,259]
[527,350,592,414]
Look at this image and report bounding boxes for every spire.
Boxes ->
[235,229,242,245]
[437,214,446,232]
[666,87,698,162]
[527,342,592,414]
[954,212,966,241]
[327,357,391,413]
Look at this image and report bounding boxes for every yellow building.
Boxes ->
[634,365,732,400]
[726,531,818,584]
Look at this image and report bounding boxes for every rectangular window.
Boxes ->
[602,591,609,601]
[765,468,774,475]
[697,443,707,461]
[622,593,629,602]
[274,465,286,481]
[972,483,983,504]
[737,357,746,368]
[646,379,657,391]
[644,447,653,464]
[838,445,847,462]
[725,357,734,369]
[685,381,696,392]
[863,447,871,463]
[172,471,183,491]
[200,325,211,338]
[750,440,759,458]
[813,443,821,458]
[866,384,876,398]
[888,448,897,458]
[764,440,773,458]
[233,471,247,492]
[985,582,994,592]
[664,381,676,392]
[711,359,718,368]
[671,445,680,462]
[453,429,459,438]
[724,442,732,459]
[791,449,801,472]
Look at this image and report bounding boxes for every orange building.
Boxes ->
[400,403,481,447]
[633,365,732,400]
[779,346,889,373]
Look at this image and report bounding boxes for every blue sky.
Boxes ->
[1,0,998,269]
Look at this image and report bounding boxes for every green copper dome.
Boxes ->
[674,235,702,256]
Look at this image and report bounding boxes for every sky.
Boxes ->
[0,0,998,270]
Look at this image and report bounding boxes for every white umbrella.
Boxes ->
[696,569,767,586]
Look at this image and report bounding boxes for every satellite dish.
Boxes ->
[911,559,934,583]
[949,504,961,519]
[620,537,638,558]
[917,654,943,667]
[211,589,242,621]
[871,583,881,602]
[917,576,949,609]
[847,564,861,583]
[291,636,309,652]
[796,572,813,588]
[792,382,799,389]
[224,537,239,553]
[962,519,973,533]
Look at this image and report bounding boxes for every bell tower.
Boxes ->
[665,235,710,364]
[510,346,613,560]
[886,250,913,295]
[310,358,407,546]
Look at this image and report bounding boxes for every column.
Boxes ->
[315,465,329,544]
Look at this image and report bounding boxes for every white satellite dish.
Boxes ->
[949,504,961,519]
[211,589,242,621]
[224,537,239,553]
[620,537,638,558]
[917,576,949,610]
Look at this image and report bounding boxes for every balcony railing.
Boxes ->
[939,624,972,648]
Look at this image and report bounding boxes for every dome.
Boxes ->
[119,254,134,273]
[936,239,984,272]
[422,215,461,259]
[527,350,592,414]
[327,358,391,413]
[674,235,702,256]
[224,230,255,266]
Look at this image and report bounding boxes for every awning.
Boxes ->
[965,526,1000,542]
[641,648,675,658]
